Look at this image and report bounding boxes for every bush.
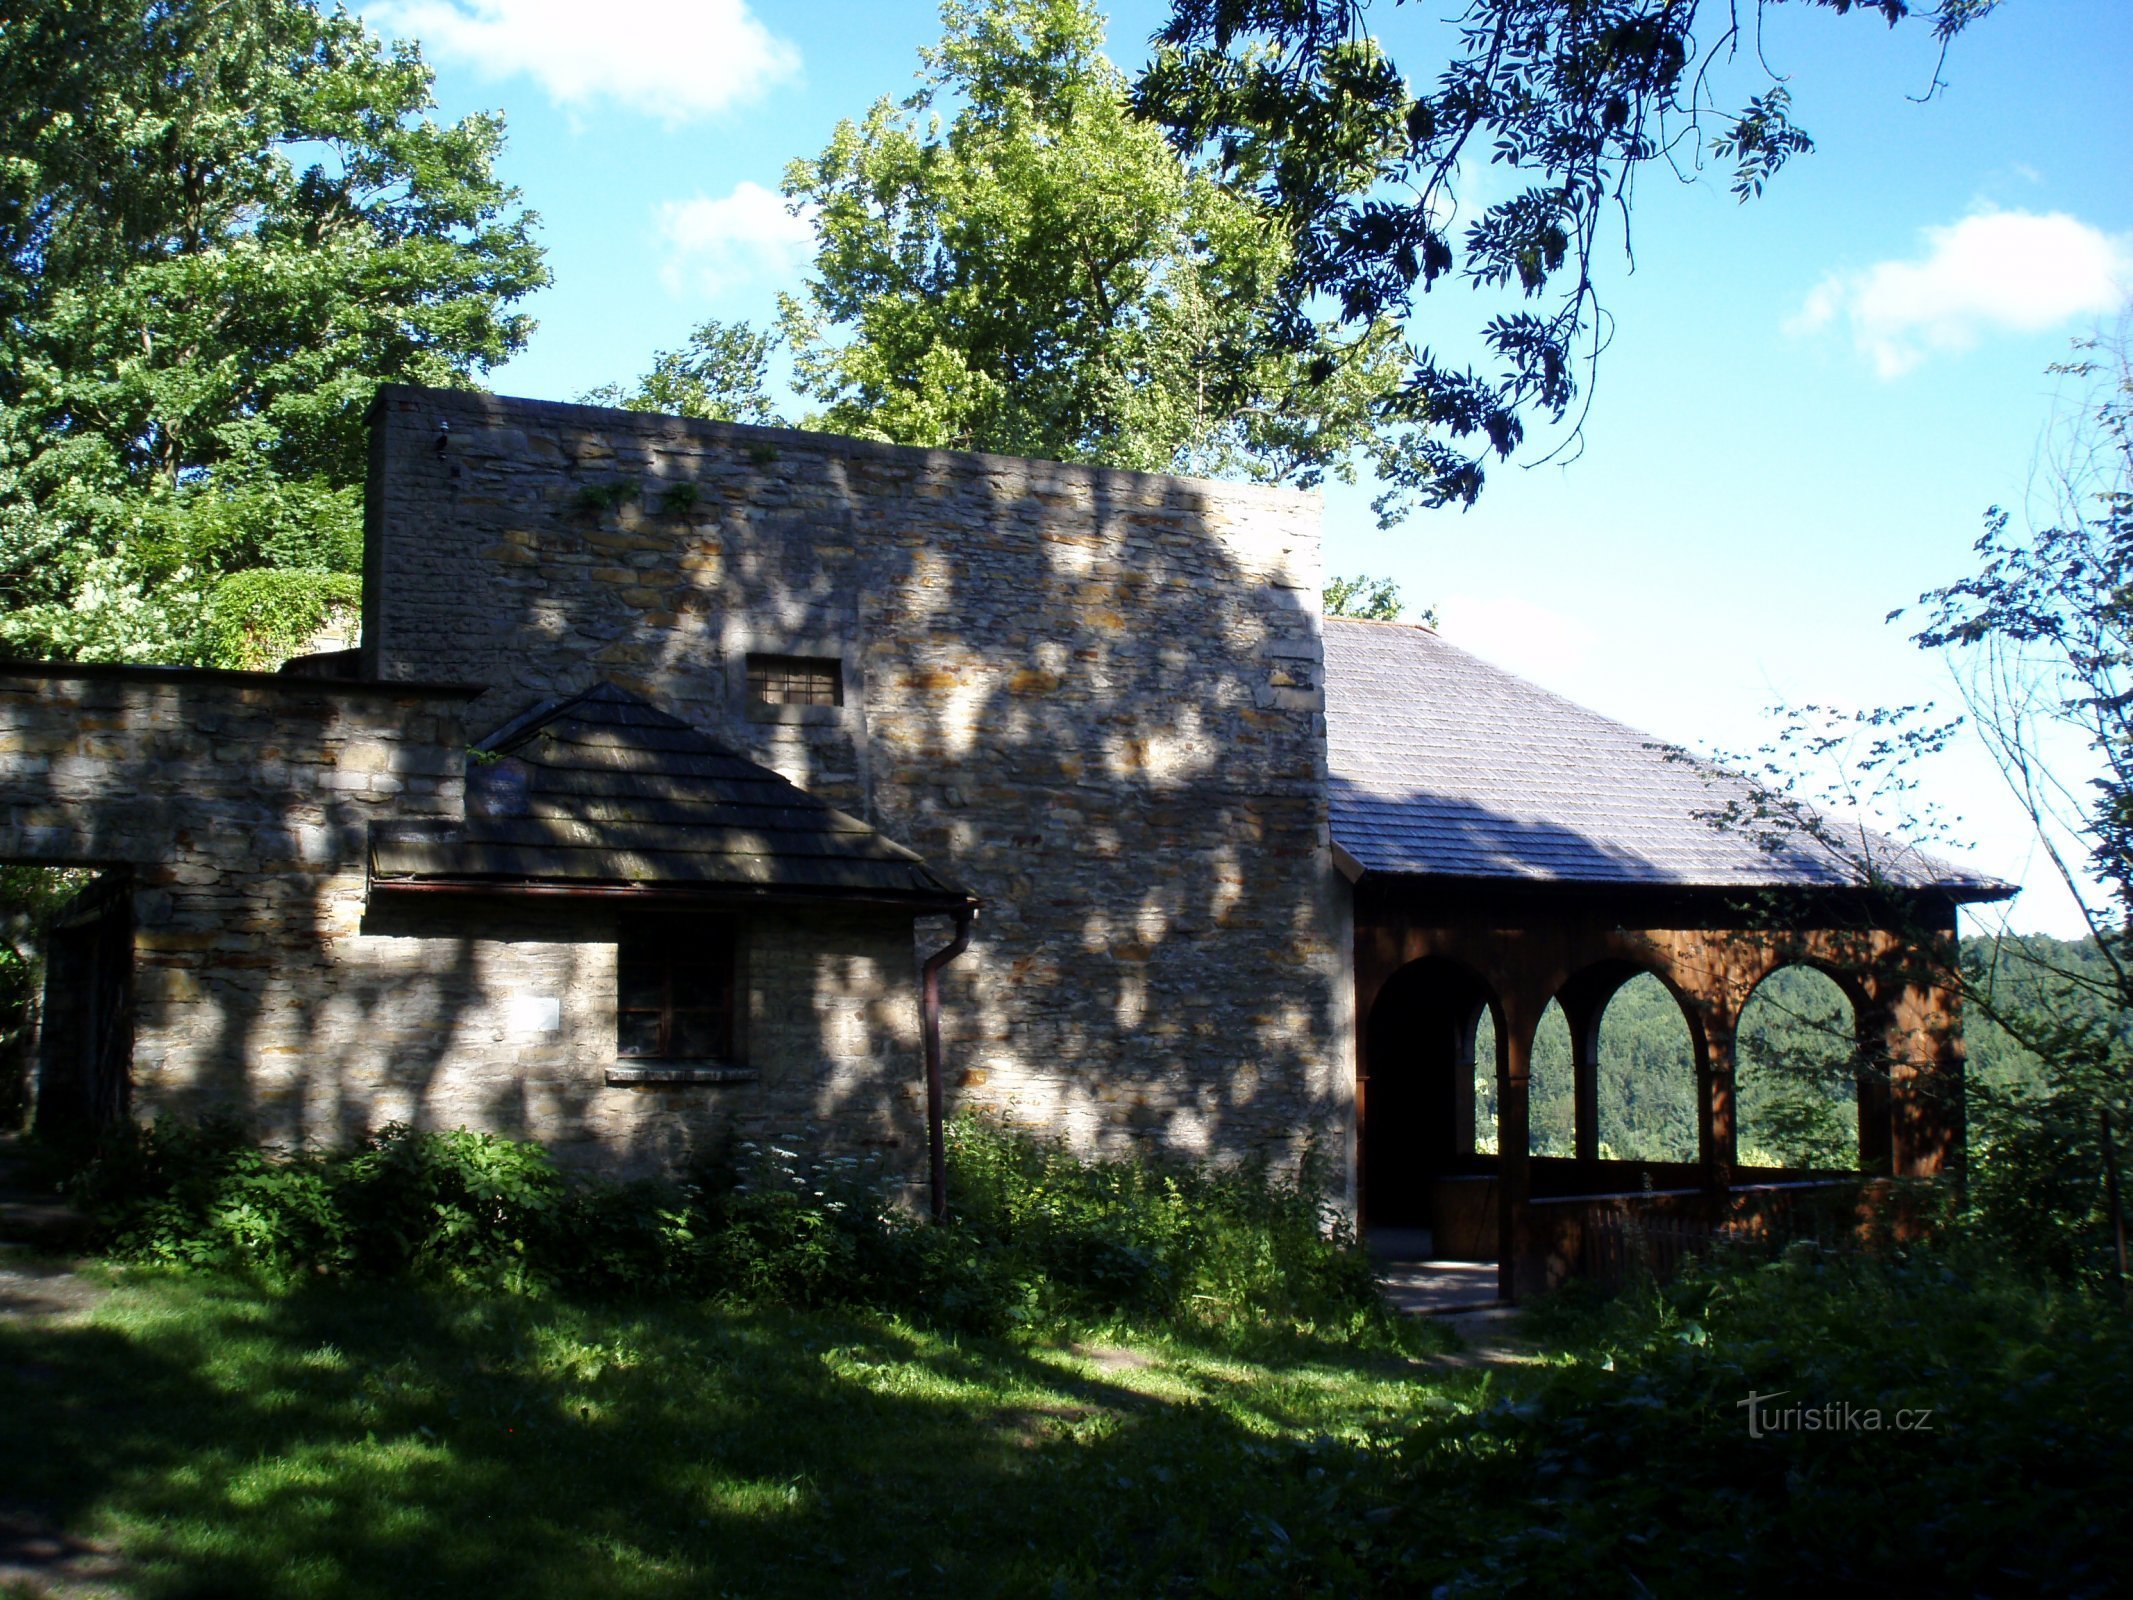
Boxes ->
[65,1115,1385,1339]
[943,1118,1380,1330]
[198,567,361,670]
[69,1117,350,1277]
[1360,1238,2132,1595]
[73,1120,572,1287]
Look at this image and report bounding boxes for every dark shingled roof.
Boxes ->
[1322,617,2010,898]
[370,683,972,908]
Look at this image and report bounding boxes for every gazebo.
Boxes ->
[1321,618,2013,1299]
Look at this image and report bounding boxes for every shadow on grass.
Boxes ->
[0,1276,1456,1598]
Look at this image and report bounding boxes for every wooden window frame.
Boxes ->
[745,652,843,707]
[616,918,737,1063]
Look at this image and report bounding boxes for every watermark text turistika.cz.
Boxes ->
[1738,1391,1934,1439]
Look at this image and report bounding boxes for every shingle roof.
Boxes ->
[1322,618,2009,897]
[369,683,972,908]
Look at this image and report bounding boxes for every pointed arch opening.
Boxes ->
[1594,972,1700,1164]
[1472,1007,1498,1154]
[1529,999,1575,1157]
[1737,964,1865,1172]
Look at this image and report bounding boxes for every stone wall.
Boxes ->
[0,665,923,1175]
[366,387,1352,1185]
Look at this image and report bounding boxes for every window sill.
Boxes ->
[606,1062,760,1087]
[743,701,851,728]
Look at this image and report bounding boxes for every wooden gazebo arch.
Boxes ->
[1324,617,2010,1300]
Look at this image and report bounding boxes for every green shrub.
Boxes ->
[69,1117,351,1277]
[1359,1238,2132,1595]
[334,1123,569,1285]
[704,1144,899,1308]
[66,1115,1382,1338]
[198,568,361,670]
[942,1117,1380,1332]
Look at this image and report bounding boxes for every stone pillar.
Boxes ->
[1554,969,1620,1173]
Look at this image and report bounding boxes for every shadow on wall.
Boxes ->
[364,392,1351,1180]
[1,392,1351,1183]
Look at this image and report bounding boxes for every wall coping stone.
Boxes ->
[376,383,1326,512]
[0,660,485,701]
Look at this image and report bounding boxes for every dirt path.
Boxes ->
[1417,1305,1545,1370]
[0,1138,127,1597]
[0,1247,106,1326]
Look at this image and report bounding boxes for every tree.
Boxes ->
[1324,573,1409,620]
[1138,0,1998,506]
[1906,329,2133,1282]
[772,0,1439,521]
[1914,333,2133,939]
[1701,331,2133,1282]
[0,864,90,1128]
[581,319,784,426]
[0,0,548,665]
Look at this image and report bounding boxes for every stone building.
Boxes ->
[0,385,2006,1294]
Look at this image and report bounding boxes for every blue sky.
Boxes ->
[354,0,2133,935]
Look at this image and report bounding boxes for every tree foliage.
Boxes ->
[1139,0,1998,506]
[773,0,1438,520]
[0,0,548,665]
[0,864,91,1126]
[1476,970,1852,1169]
[1323,572,1404,619]
[1906,331,2133,1283]
[581,318,784,426]
[1699,332,2133,1281]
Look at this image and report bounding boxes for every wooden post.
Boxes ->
[1700,1017,1737,1193]
[1497,1013,1532,1303]
[1570,1002,1601,1166]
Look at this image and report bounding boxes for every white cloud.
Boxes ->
[368,0,799,124]
[655,182,815,301]
[1789,209,2132,378]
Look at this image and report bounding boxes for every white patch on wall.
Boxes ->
[823,1007,869,1058]
[508,995,562,1035]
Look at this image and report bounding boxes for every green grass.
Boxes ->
[0,1269,1472,1597]
[10,1220,2127,1595]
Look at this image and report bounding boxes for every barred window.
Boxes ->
[746,653,843,707]
[617,919,735,1061]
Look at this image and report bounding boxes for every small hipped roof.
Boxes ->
[370,682,973,909]
[1322,617,2010,900]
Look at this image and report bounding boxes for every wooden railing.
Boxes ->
[1531,1178,1936,1292]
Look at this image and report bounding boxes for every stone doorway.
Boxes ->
[35,871,133,1136]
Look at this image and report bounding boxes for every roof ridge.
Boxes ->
[412,681,973,906]
[474,680,705,754]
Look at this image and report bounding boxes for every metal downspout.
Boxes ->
[921,908,975,1222]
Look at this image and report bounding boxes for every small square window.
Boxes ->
[746,653,843,707]
[617,919,736,1061]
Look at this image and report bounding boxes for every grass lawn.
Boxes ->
[1,1269,1483,1597]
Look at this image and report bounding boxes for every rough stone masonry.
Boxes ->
[0,387,1355,1189]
